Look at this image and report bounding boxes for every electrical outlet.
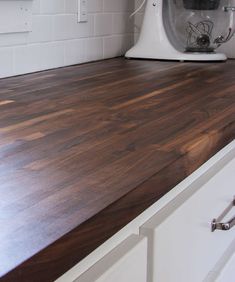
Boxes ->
[78,0,87,23]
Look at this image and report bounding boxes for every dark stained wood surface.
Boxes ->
[0,58,234,282]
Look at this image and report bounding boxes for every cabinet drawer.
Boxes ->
[141,147,235,282]
[74,234,147,282]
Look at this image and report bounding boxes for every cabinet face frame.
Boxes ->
[74,235,148,282]
[140,143,235,282]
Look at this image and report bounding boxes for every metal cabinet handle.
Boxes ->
[224,6,235,12]
[211,197,235,232]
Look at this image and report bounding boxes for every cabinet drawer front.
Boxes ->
[141,148,235,282]
[74,234,147,282]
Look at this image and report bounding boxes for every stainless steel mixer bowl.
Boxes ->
[164,0,235,53]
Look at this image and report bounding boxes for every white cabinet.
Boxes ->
[57,140,235,282]
[74,235,147,282]
[141,148,235,282]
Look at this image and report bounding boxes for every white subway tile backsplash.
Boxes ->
[0,48,14,77]
[112,13,133,34]
[64,39,86,65]
[0,0,135,78]
[87,0,103,13]
[65,0,77,14]
[103,0,134,13]
[40,0,65,14]
[0,33,28,48]
[32,0,41,14]
[85,37,103,61]
[94,14,113,36]
[39,42,65,69]
[28,15,53,43]
[134,0,145,42]
[73,14,94,39]
[14,42,65,75]
[53,15,76,41]
[14,44,42,75]
[103,34,133,59]
[218,36,235,59]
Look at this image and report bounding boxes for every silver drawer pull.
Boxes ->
[224,6,235,12]
[211,197,235,232]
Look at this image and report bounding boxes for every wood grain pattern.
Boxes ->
[0,58,234,282]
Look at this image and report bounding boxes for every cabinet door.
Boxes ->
[141,149,235,282]
[75,234,147,282]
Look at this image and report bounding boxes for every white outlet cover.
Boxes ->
[78,0,88,23]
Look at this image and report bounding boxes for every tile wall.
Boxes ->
[0,0,135,78]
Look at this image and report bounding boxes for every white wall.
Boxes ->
[0,0,135,78]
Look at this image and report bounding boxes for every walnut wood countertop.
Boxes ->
[0,58,234,282]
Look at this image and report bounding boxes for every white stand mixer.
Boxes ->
[126,0,235,61]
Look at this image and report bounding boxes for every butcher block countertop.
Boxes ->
[0,58,234,282]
